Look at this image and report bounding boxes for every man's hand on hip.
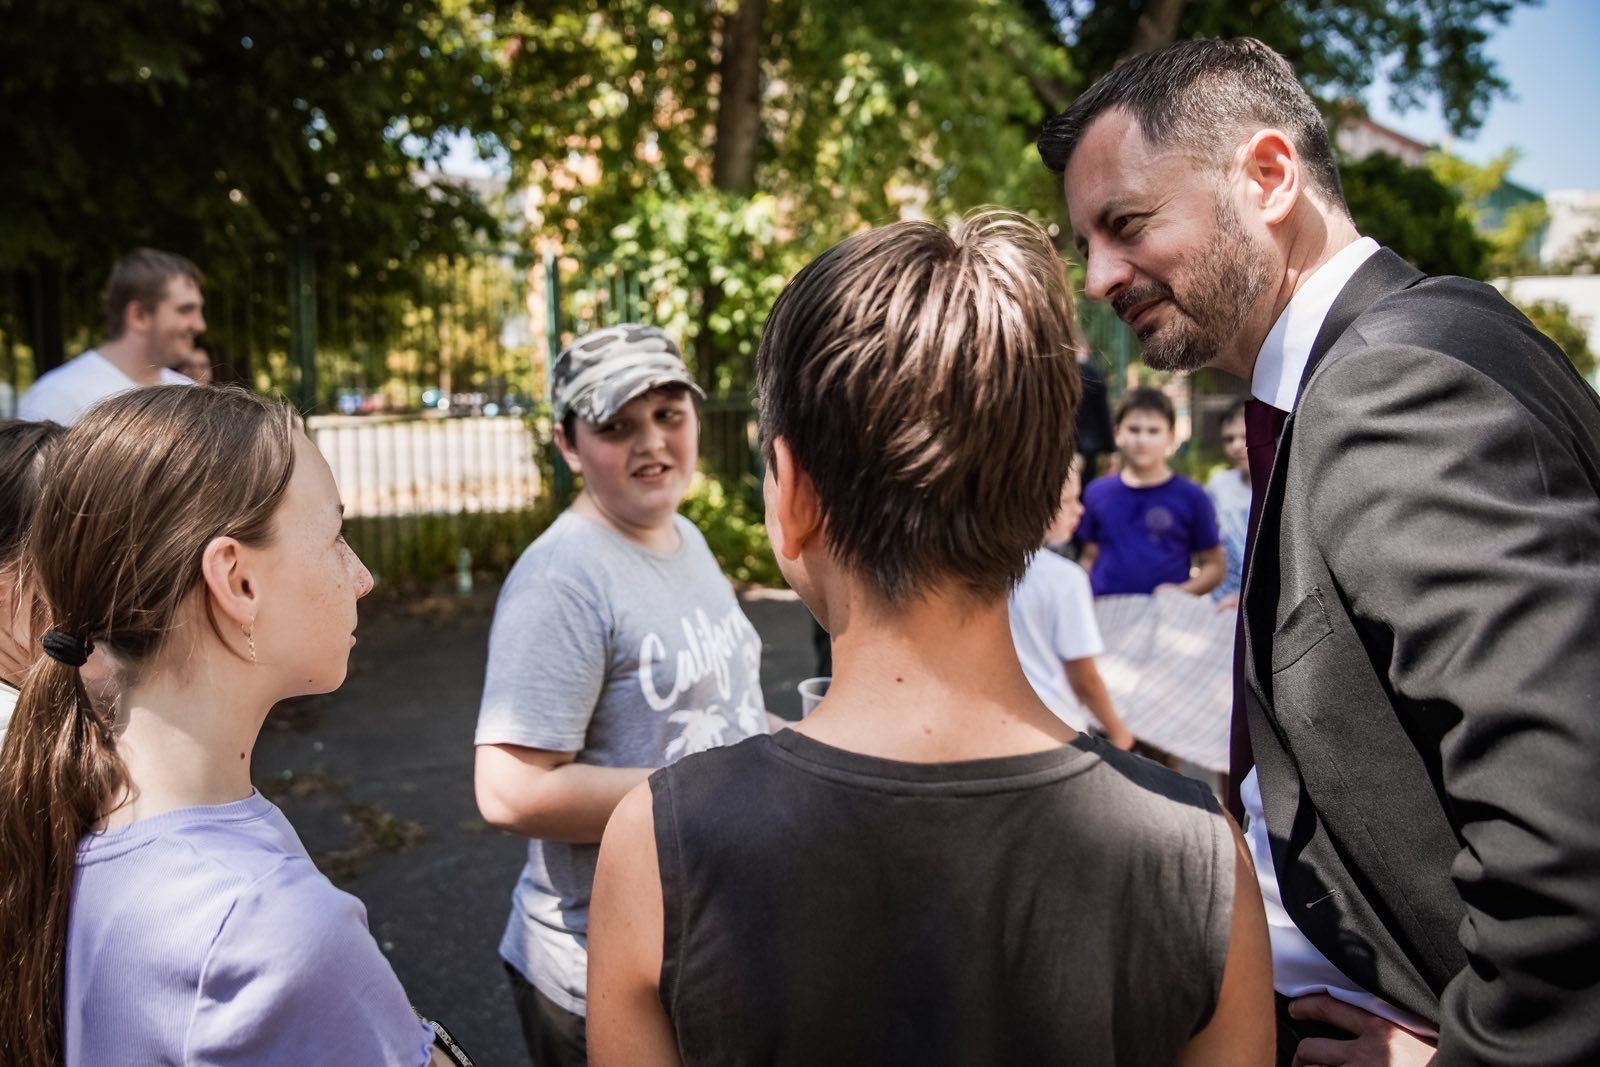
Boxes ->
[1288,995,1435,1067]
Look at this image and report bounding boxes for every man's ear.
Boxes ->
[1240,128,1301,226]
[200,535,258,629]
[122,298,152,338]
[768,436,823,562]
[553,422,583,476]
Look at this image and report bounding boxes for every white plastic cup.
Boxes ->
[797,676,831,717]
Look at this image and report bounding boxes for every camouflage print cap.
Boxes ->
[549,323,704,425]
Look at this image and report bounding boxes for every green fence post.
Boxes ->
[544,250,575,502]
[288,234,319,413]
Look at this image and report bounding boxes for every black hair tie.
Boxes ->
[41,630,93,668]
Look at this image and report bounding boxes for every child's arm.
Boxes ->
[1064,656,1134,750]
[474,744,652,843]
[1174,486,1226,595]
[475,573,658,843]
[1175,545,1225,596]
[589,783,682,1067]
[1178,816,1275,1067]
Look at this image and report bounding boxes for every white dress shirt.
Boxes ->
[1241,236,1437,1036]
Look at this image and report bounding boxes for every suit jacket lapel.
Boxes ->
[1296,248,1425,406]
[1243,248,1427,710]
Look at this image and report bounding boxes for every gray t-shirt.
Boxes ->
[475,510,766,1015]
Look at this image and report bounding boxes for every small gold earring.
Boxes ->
[244,622,256,664]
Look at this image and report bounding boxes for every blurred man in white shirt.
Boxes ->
[20,248,203,425]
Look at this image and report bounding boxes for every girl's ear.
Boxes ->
[199,535,258,629]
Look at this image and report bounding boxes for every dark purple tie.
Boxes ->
[1226,398,1289,817]
[1244,399,1289,528]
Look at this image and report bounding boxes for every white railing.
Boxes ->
[308,413,542,518]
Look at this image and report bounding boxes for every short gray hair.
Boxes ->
[1038,37,1347,214]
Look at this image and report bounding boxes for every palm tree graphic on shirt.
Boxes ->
[733,688,766,737]
[664,707,729,761]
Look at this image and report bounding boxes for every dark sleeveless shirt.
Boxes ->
[650,730,1234,1066]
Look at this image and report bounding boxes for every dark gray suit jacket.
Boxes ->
[1242,248,1600,1065]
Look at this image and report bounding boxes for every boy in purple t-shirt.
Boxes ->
[1080,387,1224,597]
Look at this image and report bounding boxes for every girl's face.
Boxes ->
[249,434,373,698]
[562,387,699,535]
[0,567,41,683]
[1044,465,1085,544]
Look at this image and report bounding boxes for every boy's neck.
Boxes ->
[571,491,682,554]
[1120,462,1173,488]
[794,584,1075,763]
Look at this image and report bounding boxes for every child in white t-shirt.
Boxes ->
[1009,461,1134,749]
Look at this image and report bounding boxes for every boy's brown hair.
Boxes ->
[1114,386,1175,429]
[104,248,203,339]
[756,210,1081,605]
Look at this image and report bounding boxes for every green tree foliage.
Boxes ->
[1341,152,1489,279]
[0,0,504,358]
[679,474,783,586]
[494,0,1534,386]
[1,0,1535,387]
[1060,0,1531,136]
[1427,148,1549,276]
[1516,298,1597,380]
[493,0,1073,386]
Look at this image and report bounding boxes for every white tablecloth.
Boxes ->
[1093,588,1235,773]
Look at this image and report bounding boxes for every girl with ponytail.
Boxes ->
[0,386,452,1066]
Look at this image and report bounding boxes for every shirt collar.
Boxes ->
[1250,236,1379,412]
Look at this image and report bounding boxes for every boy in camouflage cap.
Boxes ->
[473,322,768,1065]
[548,323,704,430]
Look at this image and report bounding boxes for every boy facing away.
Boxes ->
[1079,387,1224,598]
[1009,460,1135,750]
[586,213,1272,1065]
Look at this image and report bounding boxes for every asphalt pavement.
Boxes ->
[251,582,817,1066]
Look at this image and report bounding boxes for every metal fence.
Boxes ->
[311,413,542,519]
[1078,298,1139,397]
[3,243,1133,587]
[2,240,542,415]
[308,411,552,589]
[540,253,761,496]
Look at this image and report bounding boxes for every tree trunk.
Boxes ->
[711,0,767,194]
[697,0,768,393]
[1125,0,1187,59]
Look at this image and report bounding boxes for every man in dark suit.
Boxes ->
[1040,38,1600,1067]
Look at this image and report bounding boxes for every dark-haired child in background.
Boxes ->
[1079,386,1224,598]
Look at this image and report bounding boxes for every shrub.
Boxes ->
[679,473,784,588]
